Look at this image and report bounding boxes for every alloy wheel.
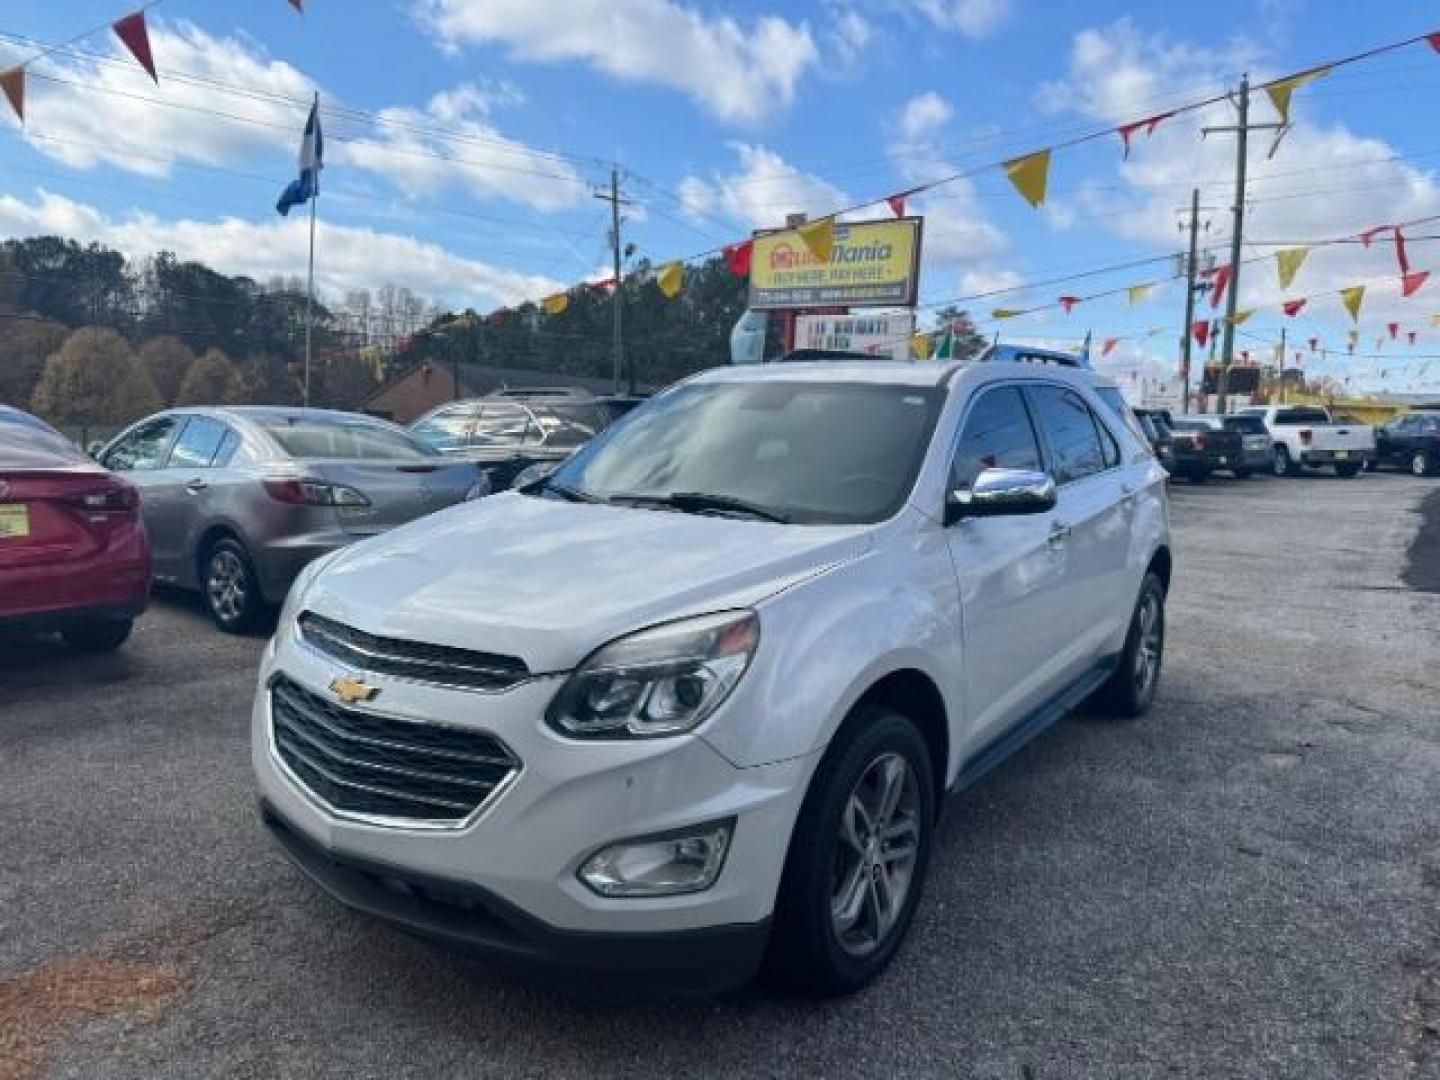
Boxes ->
[1133,590,1163,697]
[207,549,247,624]
[830,752,922,958]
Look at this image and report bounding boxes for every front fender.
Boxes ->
[699,525,962,775]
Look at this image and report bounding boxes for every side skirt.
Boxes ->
[949,654,1119,796]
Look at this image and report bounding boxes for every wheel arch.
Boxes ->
[1146,545,1173,595]
[849,668,950,806]
[192,521,248,586]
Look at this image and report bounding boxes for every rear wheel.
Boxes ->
[1091,571,1165,718]
[203,538,265,634]
[1414,450,1434,477]
[61,618,133,653]
[1335,462,1362,479]
[769,707,935,996]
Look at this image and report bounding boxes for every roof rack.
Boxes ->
[975,344,1091,370]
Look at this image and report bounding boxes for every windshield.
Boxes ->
[1224,416,1267,434]
[260,416,437,460]
[543,381,944,524]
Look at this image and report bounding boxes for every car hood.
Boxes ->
[300,492,872,673]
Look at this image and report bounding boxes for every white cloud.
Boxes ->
[828,8,875,69]
[678,143,848,230]
[414,0,818,125]
[0,189,563,310]
[0,22,584,212]
[898,91,953,142]
[906,0,1014,38]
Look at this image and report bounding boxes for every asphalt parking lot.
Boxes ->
[3,471,1438,1080]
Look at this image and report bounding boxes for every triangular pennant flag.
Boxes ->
[1101,337,1118,357]
[1126,283,1154,306]
[656,261,684,298]
[1192,320,1211,347]
[1394,226,1412,274]
[1388,321,1400,340]
[797,218,835,262]
[1002,149,1050,208]
[722,240,753,277]
[887,190,916,218]
[113,11,158,82]
[1431,314,1440,327]
[1428,32,1440,52]
[910,333,932,360]
[1403,270,1430,298]
[1358,225,1387,248]
[1209,263,1233,309]
[0,66,22,123]
[1227,308,1255,326]
[1264,67,1329,125]
[1276,247,1309,289]
[990,308,1023,319]
[1282,298,1307,317]
[1058,295,1080,314]
[1341,285,1365,322]
[1116,111,1174,159]
[542,293,568,315]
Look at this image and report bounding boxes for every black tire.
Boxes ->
[1414,450,1434,477]
[1335,462,1362,479]
[61,618,134,653]
[201,537,265,634]
[1273,445,1298,477]
[1232,467,1252,479]
[1090,571,1165,718]
[769,707,936,996]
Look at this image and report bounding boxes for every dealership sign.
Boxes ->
[749,218,923,310]
[795,312,915,361]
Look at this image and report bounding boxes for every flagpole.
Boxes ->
[304,92,318,408]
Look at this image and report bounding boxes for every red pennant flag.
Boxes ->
[1058,295,1080,313]
[113,11,157,82]
[1101,337,1118,357]
[1209,263,1232,309]
[1403,270,1430,298]
[1388,322,1399,340]
[1395,226,1412,274]
[722,240,753,277]
[1409,331,1418,345]
[1192,320,1210,347]
[1116,111,1175,159]
[0,66,22,123]
[1358,224,1387,248]
[1282,298,1307,317]
[1308,337,1318,352]
[1428,32,1440,52]
[886,188,919,218]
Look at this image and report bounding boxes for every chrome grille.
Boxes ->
[270,675,518,826]
[298,611,529,691]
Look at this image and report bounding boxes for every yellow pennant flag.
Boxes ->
[1340,285,1365,323]
[798,218,835,262]
[1275,247,1310,289]
[1002,148,1051,208]
[1265,68,1330,125]
[541,293,568,315]
[990,308,1024,319]
[1126,283,1154,306]
[910,333,932,360]
[0,66,23,123]
[1430,313,1440,328]
[1227,308,1255,325]
[656,261,684,298]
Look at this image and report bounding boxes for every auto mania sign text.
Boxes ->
[748,218,923,310]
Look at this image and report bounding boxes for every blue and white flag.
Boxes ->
[276,99,323,216]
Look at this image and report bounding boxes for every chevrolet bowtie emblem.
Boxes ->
[329,675,379,705]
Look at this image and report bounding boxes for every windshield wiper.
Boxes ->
[610,491,790,523]
[541,478,605,504]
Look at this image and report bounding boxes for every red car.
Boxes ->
[0,406,150,651]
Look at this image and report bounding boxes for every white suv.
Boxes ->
[252,357,1172,994]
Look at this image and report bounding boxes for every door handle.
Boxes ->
[1047,521,1072,545]
[184,478,208,494]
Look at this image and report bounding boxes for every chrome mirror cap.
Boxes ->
[946,468,1057,523]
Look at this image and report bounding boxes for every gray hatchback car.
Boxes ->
[99,407,484,632]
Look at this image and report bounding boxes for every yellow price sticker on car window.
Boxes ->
[0,504,31,539]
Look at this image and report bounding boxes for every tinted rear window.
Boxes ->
[260,417,436,460]
[1275,408,1330,424]
[1223,416,1267,434]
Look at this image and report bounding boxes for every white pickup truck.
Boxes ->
[1238,405,1375,478]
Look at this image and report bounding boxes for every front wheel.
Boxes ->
[1335,462,1362,478]
[769,707,935,996]
[1273,446,1298,477]
[1091,571,1166,718]
[203,538,265,634]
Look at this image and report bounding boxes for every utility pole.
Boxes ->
[1180,188,1201,416]
[1277,325,1287,405]
[594,168,632,394]
[1203,74,1283,413]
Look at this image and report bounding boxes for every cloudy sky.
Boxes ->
[2,0,1438,391]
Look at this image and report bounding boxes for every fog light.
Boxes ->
[577,819,734,897]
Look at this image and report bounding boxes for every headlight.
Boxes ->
[546,611,759,739]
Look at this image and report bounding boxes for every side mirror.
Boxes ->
[946,468,1056,525]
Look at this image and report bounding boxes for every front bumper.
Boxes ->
[261,799,770,992]
[252,623,815,983]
